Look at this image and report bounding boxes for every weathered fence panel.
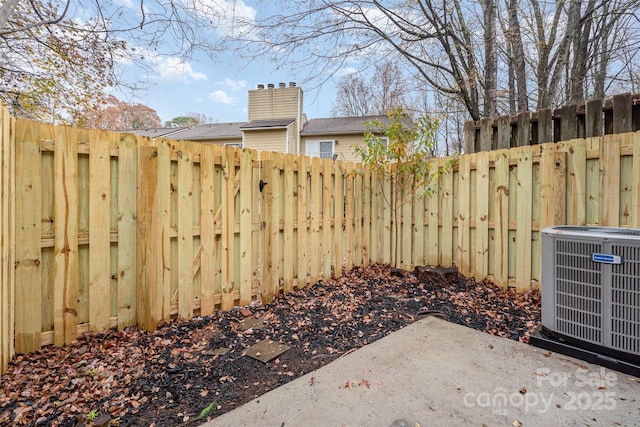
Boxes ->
[465,93,640,153]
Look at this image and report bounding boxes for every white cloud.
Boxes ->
[156,57,208,83]
[210,90,234,104]
[219,78,247,91]
[336,67,358,76]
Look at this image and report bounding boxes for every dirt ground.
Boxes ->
[0,264,541,426]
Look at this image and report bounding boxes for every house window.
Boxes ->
[305,140,334,159]
[224,142,243,149]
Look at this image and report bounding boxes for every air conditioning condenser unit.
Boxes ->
[531,226,640,376]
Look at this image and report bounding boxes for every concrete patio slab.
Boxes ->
[203,317,640,427]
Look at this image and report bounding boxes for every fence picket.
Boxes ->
[515,147,533,291]
[54,126,79,345]
[309,157,321,285]
[601,135,621,226]
[440,160,454,267]
[178,143,194,318]
[475,151,489,278]
[322,159,333,279]
[239,148,255,304]
[89,130,111,331]
[0,107,14,373]
[283,154,295,293]
[117,134,137,329]
[333,160,344,276]
[492,149,509,287]
[15,120,42,353]
[457,155,471,276]
[199,144,216,315]
[296,155,309,288]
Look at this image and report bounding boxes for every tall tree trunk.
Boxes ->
[482,0,498,117]
[568,0,595,103]
[507,0,528,112]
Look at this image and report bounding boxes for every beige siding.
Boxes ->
[248,87,301,122]
[248,86,302,154]
[301,134,366,163]
[243,129,288,153]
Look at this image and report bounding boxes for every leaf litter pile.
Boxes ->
[0,264,540,426]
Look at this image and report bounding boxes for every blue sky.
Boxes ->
[114,1,339,125]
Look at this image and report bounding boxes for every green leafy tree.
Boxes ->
[355,108,455,267]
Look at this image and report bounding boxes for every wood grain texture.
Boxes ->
[89,130,111,332]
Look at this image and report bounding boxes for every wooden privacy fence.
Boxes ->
[1,108,640,375]
[464,93,640,152]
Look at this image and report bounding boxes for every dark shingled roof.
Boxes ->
[170,122,245,140]
[301,115,397,135]
[126,127,188,138]
[240,118,295,129]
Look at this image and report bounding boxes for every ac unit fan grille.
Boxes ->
[611,245,640,355]
[554,240,603,344]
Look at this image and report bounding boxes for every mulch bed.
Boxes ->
[0,264,541,426]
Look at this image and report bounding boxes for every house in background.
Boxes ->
[131,82,391,162]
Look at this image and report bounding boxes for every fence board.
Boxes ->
[89,130,111,332]
[400,185,412,269]
[370,174,381,263]
[440,160,454,267]
[515,147,533,291]
[322,159,333,278]
[117,134,137,329]
[564,139,587,225]
[492,149,509,287]
[382,176,392,265]
[296,156,309,287]
[352,163,362,267]
[157,140,171,322]
[54,126,79,345]
[309,157,321,285]
[601,135,621,226]
[333,160,344,276]
[475,151,489,277]
[0,107,15,373]
[239,149,255,304]
[457,155,471,275]
[344,162,359,271]
[427,161,439,265]
[178,145,194,318]
[137,146,161,332]
[412,182,425,268]
[199,144,216,315]
[361,167,371,266]
[283,154,295,293]
[15,120,42,353]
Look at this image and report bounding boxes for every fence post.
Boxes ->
[1,107,15,374]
